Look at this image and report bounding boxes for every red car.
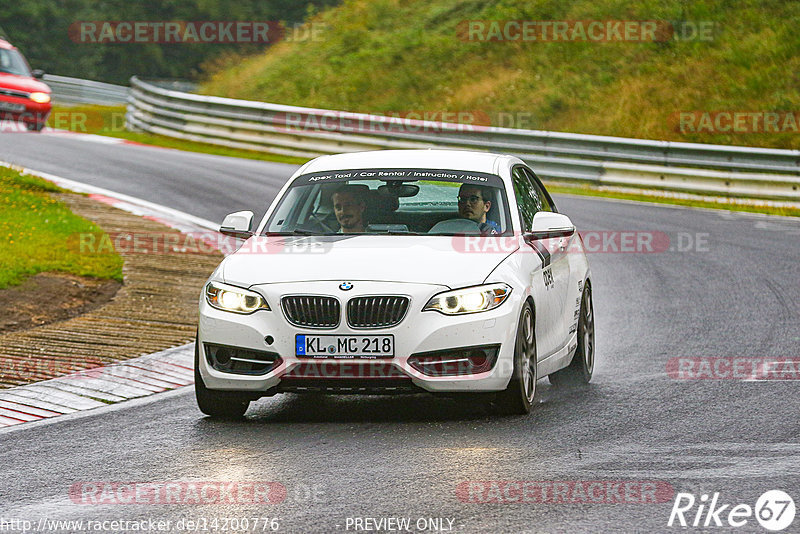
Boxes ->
[0,38,51,131]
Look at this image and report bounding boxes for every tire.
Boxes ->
[549,283,595,386]
[494,301,537,415]
[25,122,45,132]
[194,338,250,419]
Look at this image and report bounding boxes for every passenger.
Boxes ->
[332,185,367,233]
[457,184,500,234]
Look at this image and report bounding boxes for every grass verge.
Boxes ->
[0,166,123,289]
[201,0,800,151]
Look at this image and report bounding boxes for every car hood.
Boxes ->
[0,73,50,94]
[221,235,517,288]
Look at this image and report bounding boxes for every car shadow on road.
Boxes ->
[194,381,603,425]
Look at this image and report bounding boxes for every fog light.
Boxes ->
[408,345,500,377]
[467,350,489,369]
[216,348,231,365]
[204,343,281,375]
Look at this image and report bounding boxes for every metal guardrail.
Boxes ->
[126,76,800,201]
[44,74,128,106]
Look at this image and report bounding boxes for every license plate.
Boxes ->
[0,101,25,112]
[296,334,394,359]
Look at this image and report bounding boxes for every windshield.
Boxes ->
[0,49,31,76]
[264,168,512,236]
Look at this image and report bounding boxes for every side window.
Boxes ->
[512,167,539,231]
[522,167,554,212]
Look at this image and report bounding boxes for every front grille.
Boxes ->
[282,295,340,328]
[347,296,410,328]
[0,89,29,99]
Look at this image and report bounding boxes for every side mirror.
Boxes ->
[31,69,45,79]
[220,210,254,239]
[526,212,575,241]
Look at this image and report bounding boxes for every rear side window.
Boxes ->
[522,167,554,212]
[512,167,541,231]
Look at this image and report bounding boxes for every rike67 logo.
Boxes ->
[669,490,795,531]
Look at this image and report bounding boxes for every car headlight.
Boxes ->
[423,283,512,315]
[29,92,51,104]
[205,281,270,314]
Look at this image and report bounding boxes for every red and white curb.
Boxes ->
[0,343,194,428]
[0,162,226,427]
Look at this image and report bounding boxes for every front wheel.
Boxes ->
[549,283,594,386]
[194,339,251,419]
[494,301,537,415]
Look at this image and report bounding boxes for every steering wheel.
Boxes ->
[428,218,481,234]
[308,212,338,233]
[478,222,499,236]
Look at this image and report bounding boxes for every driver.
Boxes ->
[457,184,500,234]
[332,185,367,233]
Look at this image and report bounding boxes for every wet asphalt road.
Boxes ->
[1,132,799,533]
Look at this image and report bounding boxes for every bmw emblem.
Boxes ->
[339,282,353,291]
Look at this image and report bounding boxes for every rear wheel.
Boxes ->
[494,301,537,415]
[25,122,45,132]
[549,283,594,386]
[194,338,251,419]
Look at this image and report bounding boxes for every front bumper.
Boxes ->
[0,96,51,127]
[198,280,521,395]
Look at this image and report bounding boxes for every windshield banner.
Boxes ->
[291,168,505,187]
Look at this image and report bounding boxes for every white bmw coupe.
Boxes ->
[196,150,594,417]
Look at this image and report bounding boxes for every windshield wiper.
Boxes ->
[263,230,337,236]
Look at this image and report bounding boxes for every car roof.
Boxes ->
[0,39,14,50]
[299,149,512,175]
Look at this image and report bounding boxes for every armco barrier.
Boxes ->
[44,74,128,105]
[126,76,800,201]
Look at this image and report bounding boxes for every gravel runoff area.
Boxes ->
[0,192,222,388]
